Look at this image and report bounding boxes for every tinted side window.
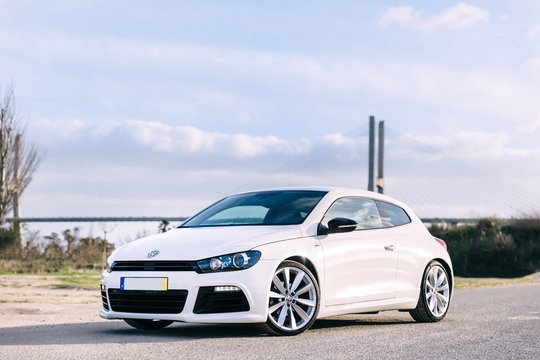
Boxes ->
[375,201,411,227]
[323,197,383,230]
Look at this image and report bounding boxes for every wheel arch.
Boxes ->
[433,257,454,295]
[284,256,320,285]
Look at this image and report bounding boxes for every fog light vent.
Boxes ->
[193,286,249,314]
[100,285,109,311]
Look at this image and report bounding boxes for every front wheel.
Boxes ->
[260,260,320,336]
[410,260,451,322]
[124,319,173,329]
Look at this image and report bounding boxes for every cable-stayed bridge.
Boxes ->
[7,119,539,243]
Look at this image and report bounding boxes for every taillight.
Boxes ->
[434,237,448,253]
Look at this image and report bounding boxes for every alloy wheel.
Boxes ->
[267,265,318,332]
[424,265,450,317]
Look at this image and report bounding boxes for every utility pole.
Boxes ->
[367,117,385,194]
[13,134,24,247]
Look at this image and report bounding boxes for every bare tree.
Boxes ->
[0,84,44,223]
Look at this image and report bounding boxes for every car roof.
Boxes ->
[234,186,414,213]
[235,186,403,203]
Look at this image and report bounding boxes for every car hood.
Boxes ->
[112,225,303,261]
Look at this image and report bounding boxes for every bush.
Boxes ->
[0,227,115,273]
[430,218,540,277]
[502,217,540,275]
[0,226,18,253]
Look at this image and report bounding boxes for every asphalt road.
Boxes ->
[1,284,539,360]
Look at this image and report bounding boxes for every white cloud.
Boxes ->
[89,121,122,138]
[26,116,540,223]
[379,3,489,30]
[32,118,122,141]
[33,118,88,139]
[391,130,533,161]
[4,29,538,130]
[20,30,539,153]
[518,112,540,133]
[525,25,540,41]
[522,57,540,72]
[125,120,281,157]
[123,120,363,159]
[33,117,539,161]
[0,29,438,100]
[378,6,418,28]
[31,117,366,162]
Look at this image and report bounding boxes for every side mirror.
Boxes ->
[318,217,357,235]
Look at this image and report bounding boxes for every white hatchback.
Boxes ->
[100,188,453,335]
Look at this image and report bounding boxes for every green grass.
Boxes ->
[454,274,538,289]
[40,274,540,290]
[49,270,102,276]
[54,274,101,289]
[2,270,538,290]
[0,269,102,276]
[0,269,102,289]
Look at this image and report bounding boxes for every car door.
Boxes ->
[319,197,398,306]
[374,200,421,299]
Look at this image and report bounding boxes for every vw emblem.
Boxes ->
[147,250,160,259]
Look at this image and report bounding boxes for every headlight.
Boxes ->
[105,256,114,273]
[197,250,261,273]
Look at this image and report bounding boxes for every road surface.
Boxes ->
[1,283,539,359]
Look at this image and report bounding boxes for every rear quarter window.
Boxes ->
[375,201,411,228]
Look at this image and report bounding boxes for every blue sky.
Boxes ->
[1,1,540,241]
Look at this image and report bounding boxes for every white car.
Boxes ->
[100,187,453,335]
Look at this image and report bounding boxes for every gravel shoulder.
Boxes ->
[0,275,102,328]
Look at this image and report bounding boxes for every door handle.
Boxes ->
[384,245,395,252]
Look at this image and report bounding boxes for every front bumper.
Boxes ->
[99,259,277,324]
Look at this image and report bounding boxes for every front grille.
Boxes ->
[101,285,109,310]
[108,289,188,314]
[193,286,250,314]
[111,261,197,272]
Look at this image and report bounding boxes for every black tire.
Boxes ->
[410,260,451,322]
[260,260,320,336]
[123,319,174,329]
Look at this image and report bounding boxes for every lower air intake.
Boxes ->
[108,289,188,314]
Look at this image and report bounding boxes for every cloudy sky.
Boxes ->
[1,1,540,240]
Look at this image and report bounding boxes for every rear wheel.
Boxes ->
[124,319,173,329]
[260,260,320,336]
[410,260,451,322]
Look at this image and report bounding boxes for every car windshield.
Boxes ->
[181,190,327,227]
